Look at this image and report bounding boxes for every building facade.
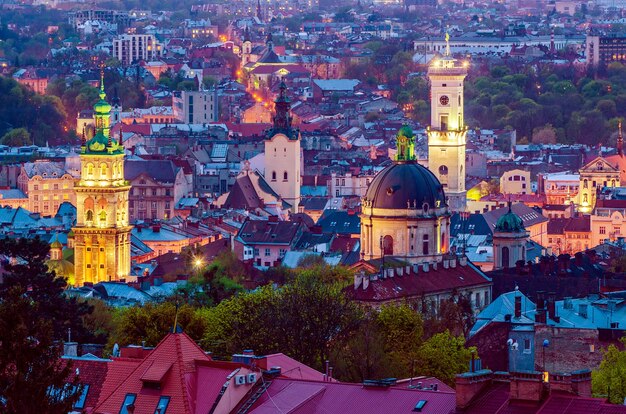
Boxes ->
[427,49,468,212]
[578,157,620,213]
[18,161,78,215]
[172,90,218,124]
[264,82,301,212]
[72,76,131,285]
[112,34,162,65]
[492,206,530,270]
[586,34,626,67]
[500,169,531,195]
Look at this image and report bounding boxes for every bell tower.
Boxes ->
[72,68,131,285]
[427,34,469,212]
[264,81,301,212]
[241,26,252,67]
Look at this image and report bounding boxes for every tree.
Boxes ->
[108,302,207,349]
[532,124,557,144]
[417,330,476,386]
[592,337,626,403]
[1,127,31,146]
[0,237,88,413]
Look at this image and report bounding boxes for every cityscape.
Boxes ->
[2,0,626,412]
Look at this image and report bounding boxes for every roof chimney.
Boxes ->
[422,263,429,272]
[514,295,522,318]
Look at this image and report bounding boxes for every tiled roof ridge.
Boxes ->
[175,333,193,414]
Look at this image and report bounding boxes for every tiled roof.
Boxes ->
[124,159,178,183]
[256,354,328,381]
[317,210,360,235]
[236,220,303,245]
[483,203,547,231]
[22,161,73,179]
[346,260,491,304]
[246,378,456,414]
[95,333,212,414]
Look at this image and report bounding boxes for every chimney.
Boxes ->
[422,263,429,272]
[450,257,457,268]
[509,371,546,403]
[459,256,467,266]
[455,370,493,410]
[536,291,545,311]
[397,267,404,276]
[405,265,411,275]
[547,292,557,321]
[64,342,78,357]
[570,369,592,397]
[412,263,419,273]
[514,295,522,318]
[443,259,449,269]
[152,224,161,233]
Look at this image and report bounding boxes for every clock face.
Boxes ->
[439,95,450,106]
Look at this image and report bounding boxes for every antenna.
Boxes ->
[172,300,180,333]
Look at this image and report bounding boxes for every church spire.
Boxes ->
[256,0,263,21]
[618,121,623,157]
[267,80,297,140]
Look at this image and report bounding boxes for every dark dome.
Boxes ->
[495,209,525,233]
[365,162,446,210]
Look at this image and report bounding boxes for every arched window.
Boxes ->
[86,163,94,177]
[583,179,588,189]
[439,165,448,175]
[100,163,108,178]
[271,171,277,181]
[283,171,288,181]
[501,246,510,268]
[99,210,107,226]
[422,234,429,255]
[583,194,588,203]
[85,210,93,224]
[382,235,393,255]
[612,179,616,187]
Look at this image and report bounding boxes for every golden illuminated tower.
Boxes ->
[427,35,469,212]
[72,70,131,285]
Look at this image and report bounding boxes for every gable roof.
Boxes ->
[124,159,178,183]
[95,333,212,414]
[236,219,303,245]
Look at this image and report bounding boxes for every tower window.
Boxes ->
[283,171,288,181]
[502,246,510,268]
[440,115,448,130]
[438,165,449,175]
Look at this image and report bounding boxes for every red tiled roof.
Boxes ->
[223,122,271,137]
[63,358,110,411]
[94,333,212,414]
[346,261,491,303]
[246,378,456,414]
[256,354,328,381]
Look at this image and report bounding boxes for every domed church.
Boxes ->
[360,127,451,264]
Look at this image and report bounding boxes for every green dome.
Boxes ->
[50,239,63,249]
[495,208,525,233]
[94,93,111,114]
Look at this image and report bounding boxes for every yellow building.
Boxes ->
[500,169,531,195]
[578,157,620,213]
[426,43,469,212]
[18,161,78,215]
[360,126,450,263]
[72,73,132,285]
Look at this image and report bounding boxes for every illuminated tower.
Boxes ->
[264,81,301,212]
[72,70,131,285]
[427,35,469,212]
[241,26,252,67]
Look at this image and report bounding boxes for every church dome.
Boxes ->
[495,206,525,233]
[365,162,446,210]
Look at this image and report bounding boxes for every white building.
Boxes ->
[172,90,218,124]
[112,34,162,65]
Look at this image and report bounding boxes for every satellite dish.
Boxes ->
[113,343,120,357]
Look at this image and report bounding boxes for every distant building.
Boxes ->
[12,68,49,94]
[18,161,78,215]
[578,157,620,213]
[586,34,626,67]
[234,218,306,268]
[172,90,218,124]
[500,169,531,195]
[112,34,162,65]
[328,172,375,198]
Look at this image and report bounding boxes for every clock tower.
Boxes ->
[427,38,468,212]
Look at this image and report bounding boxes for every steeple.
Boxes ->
[395,125,416,162]
[267,80,297,140]
[266,32,273,51]
[618,121,623,157]
[84,65,122,154]
[256,0,263,21]
[243,26,251,43]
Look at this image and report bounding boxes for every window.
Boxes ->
[422,234,429,255]
[283,171,288,181]
[600,226,606,235]
[335,179,339,185]
[523,338,531,354]
[154,396,170,414]
[119,393,137,414]
[341,179,345,186]
[440,115,448,130]
[53,184,58,190]
[43,184,49,190]
[501,246,510,268]
[253,248,259,256]
[165,189,171,196]
[475,292,481,308]
[438,165,448,175]
[583,179,588,189]
[152,189,157,196]
[265,248,270,256]
[271,171,276,181]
